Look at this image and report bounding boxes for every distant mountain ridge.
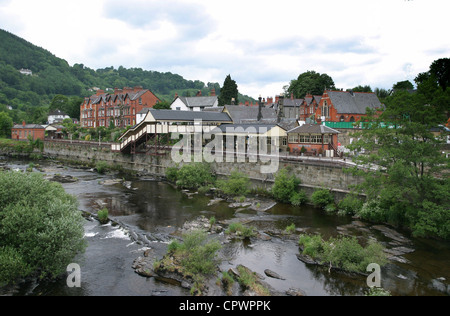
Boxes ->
[0,28,256,119]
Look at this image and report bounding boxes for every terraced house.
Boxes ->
[80,86,160,128]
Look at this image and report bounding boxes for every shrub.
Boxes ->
[338,194,364,216]
[290,191,308,206]
[165,167,179,183]
[97,208,109,224]
[175,163,215,189]
[298,233,387,274]
[285,223,296,234]
[177,230,221,276]
[217,171,250,197]
[311,189,334,208]
[95,161,110,174]
[271,168,301,203]
[0,171,86,284]
[226,222,256,239]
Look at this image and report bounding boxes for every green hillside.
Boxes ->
[0,29,255,125]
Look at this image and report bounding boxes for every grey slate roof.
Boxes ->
[149,109,232,122]
[287,124,340,134]
[212,124,282,135]
[176,96,218,108]
[328,91,382,114]
[225,105,277,123]
[13,124,45,129]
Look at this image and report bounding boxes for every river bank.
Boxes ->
[1,157,449,296]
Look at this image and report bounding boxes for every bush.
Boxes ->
[338,194,364,216]
[165,167,179,183]
[175,163,215,189]
[271,168,301,203]
[95,161,109,174]
[311,189,334,208]
[0,171,86,284]
[290,191,308,206]
[226,222,256,239]
[97,208,109,224]
[298,233,387,274]
[174,230,221,276]
[285,223,296,234]
[217,171,250,197]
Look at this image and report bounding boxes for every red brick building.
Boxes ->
[11,121,45,141]
[287,124,340,156]
[298,90,382,124]
[80,86,160,128]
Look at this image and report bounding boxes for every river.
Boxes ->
[1,158,449,296]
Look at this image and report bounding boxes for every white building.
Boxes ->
[48,109,70,124]
[170,95,219,112]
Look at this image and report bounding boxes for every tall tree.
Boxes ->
[288,71,335,98]
[348,58,450,240]
[218,75,239,106]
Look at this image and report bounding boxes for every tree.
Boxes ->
[392,80,414,91]
[288,71,335,98]
[0,112,13,138]
[348,59,450,239]
[218,75,239,106]
[0,172,86,285]
[350,85,372,93]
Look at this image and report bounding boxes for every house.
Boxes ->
[80,86,160,128]
[317,90,382,124]
[48,109,70,124]
[271,94,305,119]
[11,121,45,141]
[19,68,32,76]
[170,90,219,112]
[287,124,340,157]
[298,94,323,124]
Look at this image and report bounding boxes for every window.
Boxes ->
[323,101,329,118]
[282,137,287,146]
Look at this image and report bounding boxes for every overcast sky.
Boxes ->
[1,0,449,99]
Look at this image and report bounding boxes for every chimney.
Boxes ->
[175,92,179,98]
[257,96,263,121]
[245,101,249,106]
[210,88,216,96]
[196,90,202,97]
[22,120,26,127]
[96,89,104,96]
[275,95,280,104]
[134,86,143,92]
[231,98,235,105]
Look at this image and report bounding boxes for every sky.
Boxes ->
[1,0,449,99]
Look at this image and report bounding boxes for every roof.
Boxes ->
[174,96,218,108]
[327,91,382,114]
[287,124,340,134]
[13,124,45,129]
[213,123,282,134]
[282,98,304,107]
[224,105,277,123]
[148,109,232,122]
[48,109,69,116]
[88,89,158,105]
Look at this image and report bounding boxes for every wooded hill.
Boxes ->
[0,29,255,124]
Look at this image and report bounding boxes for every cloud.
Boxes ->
[102,0,215,40]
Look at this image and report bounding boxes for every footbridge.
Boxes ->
[111,109,233,154]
